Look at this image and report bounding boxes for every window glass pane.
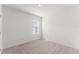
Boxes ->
[32,20,39,34]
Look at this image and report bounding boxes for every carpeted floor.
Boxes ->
[2,39,79,54]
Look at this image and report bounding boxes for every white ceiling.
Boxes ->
[4,4,78,17]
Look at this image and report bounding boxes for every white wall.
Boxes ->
[2,6,41,49]
[0,4,2,50]
[43,6,79,49]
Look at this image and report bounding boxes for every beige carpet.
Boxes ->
[2,39,79,54]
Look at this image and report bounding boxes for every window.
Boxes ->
[32,20,39,34]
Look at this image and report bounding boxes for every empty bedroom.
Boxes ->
[0,4,79,54]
